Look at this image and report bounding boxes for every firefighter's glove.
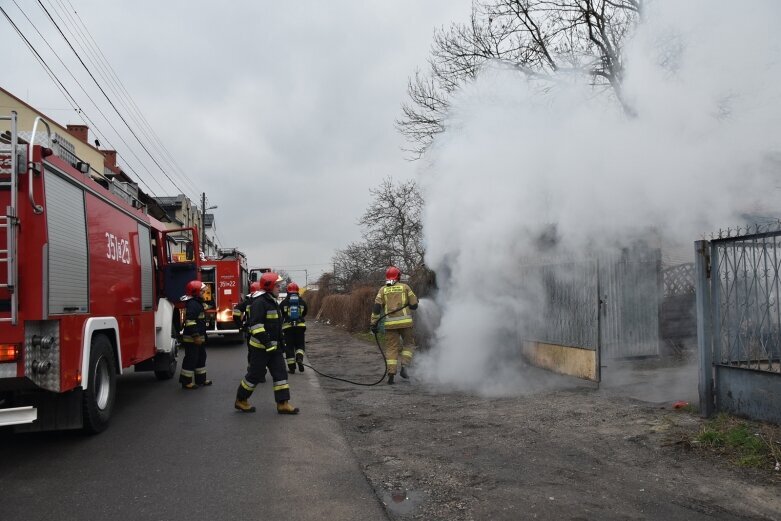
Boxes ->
[370,322,378,334]
[266,341,278,353]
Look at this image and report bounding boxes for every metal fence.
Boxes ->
[696,224,781,424]
[713,235,781,370]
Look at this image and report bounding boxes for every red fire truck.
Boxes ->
[199,248,248,337]
[0,112,200,433]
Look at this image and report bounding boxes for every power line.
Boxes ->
[49,0,202,201]
[1,3,185,225]
[2,5,164,193]
[62,0,202,199]
[36,0,190,197]
[10,0,167,195]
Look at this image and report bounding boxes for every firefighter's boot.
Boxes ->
[288,363,296,374]
[179,370,198,390]
[277,401,300,415]
[179,369,197,389]
[400,366,409,379]
[296,353,305,372]
[234,399,256,413]
[195,369,212,387]
[235,382,256,412]
[387,374,395,385]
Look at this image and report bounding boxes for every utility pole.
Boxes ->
[201,192,206,254]
[199,193,218,257]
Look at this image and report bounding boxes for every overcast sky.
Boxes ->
[0,0,471,283]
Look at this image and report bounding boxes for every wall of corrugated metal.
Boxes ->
[599,254,661,359]
[521,251,660,360]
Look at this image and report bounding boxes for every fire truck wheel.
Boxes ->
[82,334,117,434]
[154,352,177,380]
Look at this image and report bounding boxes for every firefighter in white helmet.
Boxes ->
[179,280,212,389]
[370,266,418,385]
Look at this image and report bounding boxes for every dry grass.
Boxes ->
[316,286,377,333]
[305,288,325,317]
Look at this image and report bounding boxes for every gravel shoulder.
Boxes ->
[304,321,781,521]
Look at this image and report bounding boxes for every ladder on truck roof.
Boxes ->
[0,111,21,325]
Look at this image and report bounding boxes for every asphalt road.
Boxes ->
[0,337,388,521]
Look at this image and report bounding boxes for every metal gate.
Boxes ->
[695,227,781,423]
[521,250,661,382]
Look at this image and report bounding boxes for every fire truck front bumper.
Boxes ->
[0,405,37,427]
[206,327,242,337]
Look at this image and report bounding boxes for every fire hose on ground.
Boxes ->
[302,304,409,386]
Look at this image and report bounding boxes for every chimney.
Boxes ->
[102,150,117,168]
[66,124,89,144]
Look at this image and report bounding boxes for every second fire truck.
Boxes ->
[199,248,248,338]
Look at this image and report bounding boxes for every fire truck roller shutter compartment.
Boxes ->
[44,169,89,316]
[137,223,154,312]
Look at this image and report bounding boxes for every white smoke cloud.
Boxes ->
[416,1,781,394]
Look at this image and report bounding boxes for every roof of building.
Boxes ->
[1,86,173,223]
[154,195,185,208]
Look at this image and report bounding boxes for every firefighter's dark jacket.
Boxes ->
[279,294,308,330]
[247,292,284,350]
[182,297,206,340]
[233,293,253,329]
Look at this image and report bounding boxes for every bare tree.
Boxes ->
[359,177,425,275]
[332,242,382,291]
[331,177,426,291]
[397,0,643,157]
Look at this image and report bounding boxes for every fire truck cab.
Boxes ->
[199,248,248,338]
[0,112,200,433]
[249,267,272,283]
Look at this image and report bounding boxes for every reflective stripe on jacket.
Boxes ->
[182,298,206,340]
[247,293,284,349]
[372,282,418,330]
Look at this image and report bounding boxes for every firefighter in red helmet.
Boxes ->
[370,266,419,384]
[280,282,308,373]
[234,272,299,414]
[179,280,212,389]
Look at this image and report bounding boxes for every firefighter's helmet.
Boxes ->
[385,266,401,282]
[287,282,300,294]
[185,280,204,297]
[259,272,281,292]
[249,281,261,293]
